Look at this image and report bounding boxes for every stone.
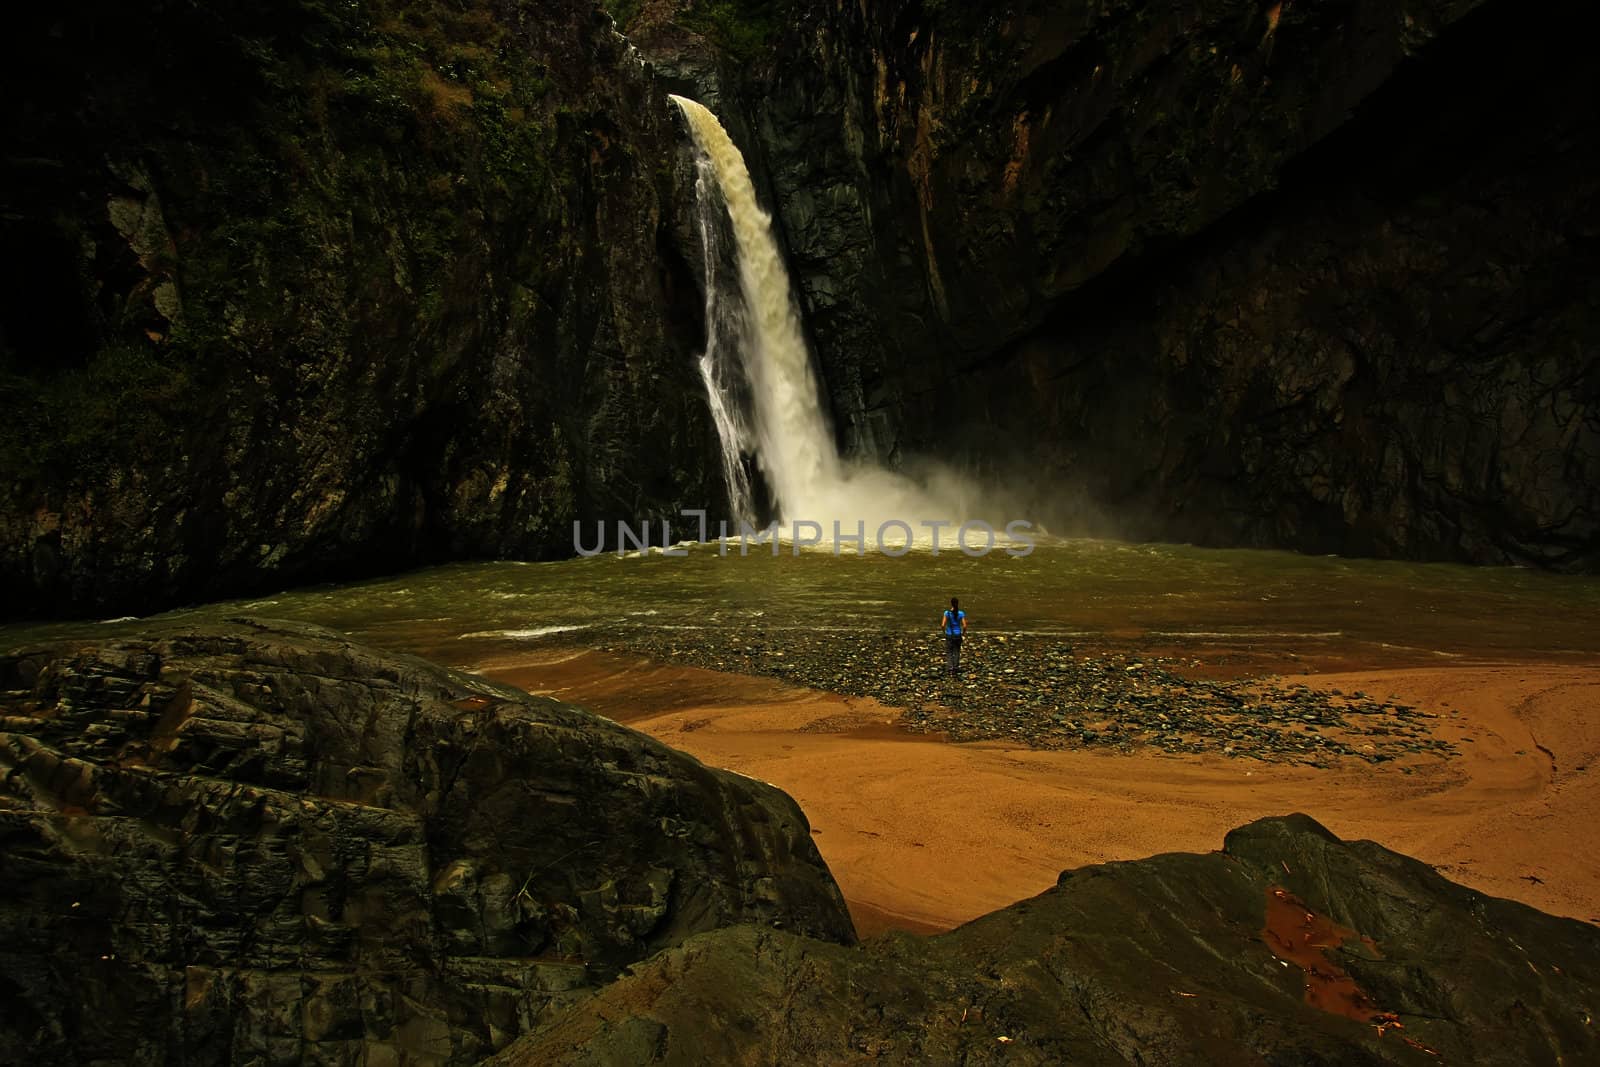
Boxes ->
[491,814,1600,1065]
[0,620,853,1064]
[0,0,725,618]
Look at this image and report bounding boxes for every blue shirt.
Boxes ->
[943,609,966,636]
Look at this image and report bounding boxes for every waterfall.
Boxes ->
[684,146,757,522]
[672,95,839,522]
[671,95,980,540]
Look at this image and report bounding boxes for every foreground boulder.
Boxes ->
[0,621,853,1065]
[497,814,1600,1065]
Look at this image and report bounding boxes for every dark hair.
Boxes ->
[950,597,959,612]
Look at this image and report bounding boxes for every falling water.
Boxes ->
[672,94,839,521]
[684,146,757,522]
[671,94,981,538]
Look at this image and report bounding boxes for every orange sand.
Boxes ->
[482,651,1600,938]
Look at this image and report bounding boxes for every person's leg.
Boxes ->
[945,635,957,675]
[953,635,962,675]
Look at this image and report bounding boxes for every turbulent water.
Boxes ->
[670,96,981,536]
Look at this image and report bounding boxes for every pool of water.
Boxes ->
[5,539,1598,670]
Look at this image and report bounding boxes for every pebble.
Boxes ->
[603,630,1457,765]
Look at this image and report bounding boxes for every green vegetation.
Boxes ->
[1,0,571,485]
[599,0,788,62]
[677,0,786,60]
[601,0,647,32]
[0,345,195,482]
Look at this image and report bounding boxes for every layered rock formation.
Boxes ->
[495,813,1600,1065]
[0,621,852,1064]
[0,0,720,617]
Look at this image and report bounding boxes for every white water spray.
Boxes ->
[671,95,984,540]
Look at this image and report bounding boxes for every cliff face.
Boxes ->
[0,0,719,617]
[4,0,1597,619]
[733,0,1599,566]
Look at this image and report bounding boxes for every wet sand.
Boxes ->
[481,650,1600,938]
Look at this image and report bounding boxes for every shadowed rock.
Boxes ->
[0,620,852,1065]
[0,0,723,619]
[676,0,1600,569]
[493,813,1600,1065]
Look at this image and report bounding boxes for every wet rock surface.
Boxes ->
[608,628,1456,765]
[491,813,1600,1065]
[0,620,853,1065]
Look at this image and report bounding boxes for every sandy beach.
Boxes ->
[484,650,1600,938]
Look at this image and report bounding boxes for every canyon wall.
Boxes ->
[0,0,720,617]
[727,0,1598,566]
[3,0,1597,617]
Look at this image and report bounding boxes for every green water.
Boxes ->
[5,539,1599,668]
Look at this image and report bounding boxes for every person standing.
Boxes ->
[942,597,967,677]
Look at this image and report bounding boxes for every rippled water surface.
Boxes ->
[7,539,1599,670]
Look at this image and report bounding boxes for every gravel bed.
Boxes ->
[600,629,1456,766]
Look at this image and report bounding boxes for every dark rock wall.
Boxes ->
[0,0,721,618]
[736,0,1599,566]
[5,0,1597,620]
[0,621,853,1064]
